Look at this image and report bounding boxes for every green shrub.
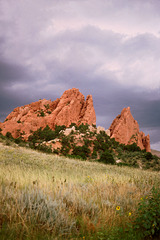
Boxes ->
[44,104,50,110]
[131,160,139,168]
[96,133,104,143]
[134,186,160,239]
[39,109,45,117]
[99,150,115,165]
[116,162,130,167]
[28,125,66,143]
[72,145,90,160]
[69,122,77,128]
[37,109,45,117]
[53,149,59,154]
[144,162,151,170]
[6,132,13,139]
[93,133,110,152]
[17,120,21,123]
[124,143,141,152]
[60,146,70,156]
[14,137,23,144]
[54,125,66,135]
[84,139,92,147]
[142,149,146,153]
[92,150,97,159]
[145,152,153,160]
[77,123,89,133]
[37,144,52,153]
[61,136,71,148]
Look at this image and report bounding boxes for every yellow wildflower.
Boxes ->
[116,206,120,211]
[129,212,132,216]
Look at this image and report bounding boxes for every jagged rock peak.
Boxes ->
[109,107,151,152]
[0,88,96,140]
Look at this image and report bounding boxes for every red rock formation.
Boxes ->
[0,122,3,131]
[0,88,96,140]
[109,107,151,152]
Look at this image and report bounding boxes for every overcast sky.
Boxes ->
[0,0,160,150]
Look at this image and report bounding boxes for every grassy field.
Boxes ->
[0,140,160,239]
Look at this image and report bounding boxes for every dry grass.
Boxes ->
[0,142,160,239]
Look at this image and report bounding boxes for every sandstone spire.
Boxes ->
[109,107,151,152]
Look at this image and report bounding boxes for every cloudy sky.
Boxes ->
[0,0,160,150]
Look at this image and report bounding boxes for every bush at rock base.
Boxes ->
[99,150,115,165]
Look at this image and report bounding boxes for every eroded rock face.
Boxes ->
[109,107,151,152]
[0,88,96,140]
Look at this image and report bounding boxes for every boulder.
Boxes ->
[105,129,111,137]
[61,126,76,136]
[97,126,105,133]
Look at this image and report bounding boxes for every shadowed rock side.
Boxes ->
[0,88,96,140]
[109,107,151,152]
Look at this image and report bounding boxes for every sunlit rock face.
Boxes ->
[109,107,151,152]
[0,88,96,140]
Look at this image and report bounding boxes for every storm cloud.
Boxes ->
[0,0,160,149]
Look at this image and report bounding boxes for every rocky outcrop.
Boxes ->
[97,126,105,133]
[109,107,151,152]
[0,88,96,140]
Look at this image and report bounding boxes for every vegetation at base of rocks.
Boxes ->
[0,143,160,239]
[99,150,115,165]
[6,131,13,139]
[145,152,153,160]
[36,143,53,154]
[28,125,66,143]
[72,145,91,160]
[69,122,90,133]
[121,142,141,152]
[1,123,160,171]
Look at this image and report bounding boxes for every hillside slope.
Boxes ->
[0,142,160,239]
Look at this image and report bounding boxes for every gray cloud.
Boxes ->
[0,60,29,85]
